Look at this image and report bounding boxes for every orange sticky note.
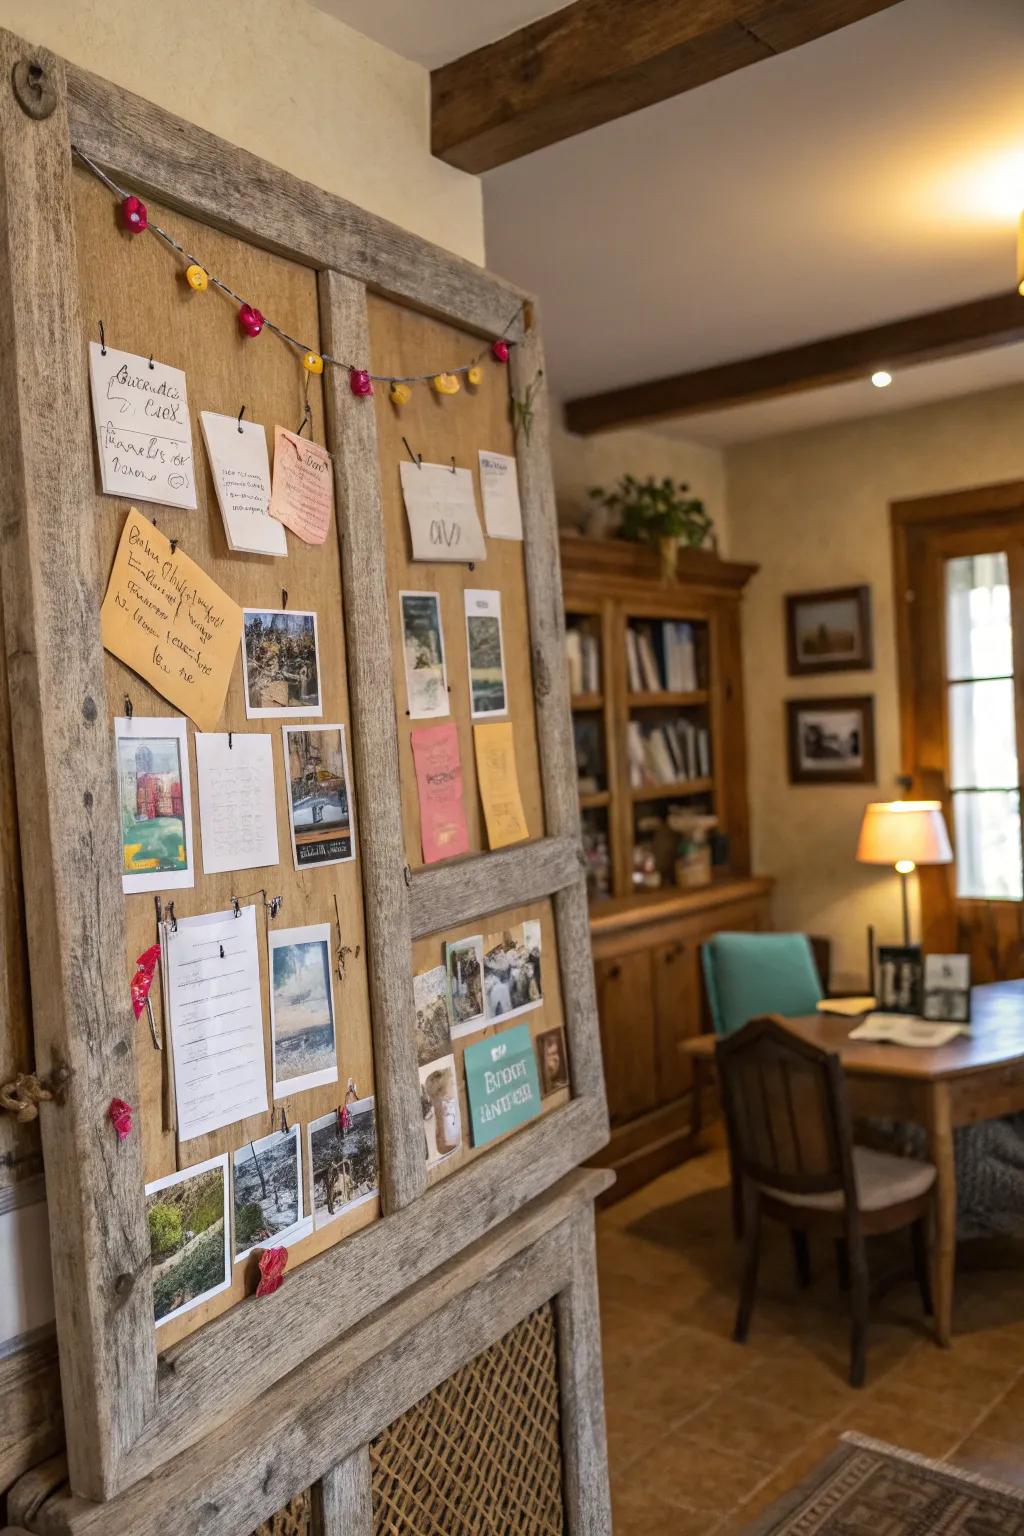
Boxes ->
[473,720,529,850]
[100,508,242,733]
[269,427,333,545]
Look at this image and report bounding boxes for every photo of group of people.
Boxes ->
[242,608,322,718]
[442,920,543,1040]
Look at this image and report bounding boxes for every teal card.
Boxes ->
[464,1023,542,1148]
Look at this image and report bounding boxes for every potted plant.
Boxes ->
[587,474,714,579]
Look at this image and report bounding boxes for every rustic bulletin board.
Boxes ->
[0,27,609,1508]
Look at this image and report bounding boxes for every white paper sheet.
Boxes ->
[194,731,279,876]
[478,450,523,540]
[200,412,287,556]
[89,343,197,509]
[400,460,487,563]
[164,905,269,1141]
[115,715,195,894]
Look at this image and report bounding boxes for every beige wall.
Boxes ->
[727,382,1024,989]
[6,0,485,264]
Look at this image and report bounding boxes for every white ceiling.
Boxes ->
[315,0,569,69]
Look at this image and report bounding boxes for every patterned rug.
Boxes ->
[742,1433,1024,1535]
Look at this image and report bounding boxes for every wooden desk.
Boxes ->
[683,981,1024,1346]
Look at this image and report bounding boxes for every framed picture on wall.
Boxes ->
[785,585,873,675]
[786,695,876,785]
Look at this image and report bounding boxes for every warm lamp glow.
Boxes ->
[1019,212,1024,296]
[871,370,893,389]
[856,800,953,869]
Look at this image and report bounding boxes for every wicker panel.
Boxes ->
[251,1489,313,1536]
[370,1303,565,1535]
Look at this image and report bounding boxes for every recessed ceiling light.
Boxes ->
[871,370,893,389]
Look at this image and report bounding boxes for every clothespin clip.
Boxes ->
[402,436,423,469]
[449,456,457,475]
[218,943,225,959]
[166,901,178,933]
[280,1106,289,1134]
[124,694,133,720]
[237,404,246,434]
[266,894,283,920]
[231,897,241,919]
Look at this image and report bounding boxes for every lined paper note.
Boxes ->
[194,732,279,875]
[478,451,523,540]
[200,412,286,556]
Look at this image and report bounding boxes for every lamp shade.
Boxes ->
[856,800,953,867]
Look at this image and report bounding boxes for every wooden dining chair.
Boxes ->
[716,1015,936,1386]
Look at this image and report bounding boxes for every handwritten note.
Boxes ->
[89,343,197,510]
[479,451,523,540]
[473,720,529,849]
[400,461,487,563]
[411,722,470,864]
[200,412,286,556]
[100,509,243,733]
[163,905,268,1142]
[269,427,333,545]
[194,732,279,876]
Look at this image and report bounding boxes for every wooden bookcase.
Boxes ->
[561,536,773,1197]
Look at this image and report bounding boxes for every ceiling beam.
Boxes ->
[431,0,905,173]
[563,292,1024,435]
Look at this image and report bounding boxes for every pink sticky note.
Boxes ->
[269,427,333,545]
[411,723,470,865]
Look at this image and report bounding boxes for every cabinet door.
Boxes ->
[652,937,701,1105]
[595,951,656,1126]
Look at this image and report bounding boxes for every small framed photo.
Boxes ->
[242,607,322,719]
[786,695,875,785]
[877,944,924,1015]
[785,586,872,676]
[923,954,971,1024]
[145,1154,230,1328]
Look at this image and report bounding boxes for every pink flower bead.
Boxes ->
[238,304,264,338]
[120,195,148,234]
[256,1247,288,1297]
[491,339,510,363]
[108,1098,133,1141]
[349,369,373,397]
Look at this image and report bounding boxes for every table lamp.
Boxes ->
[856,800,953,945]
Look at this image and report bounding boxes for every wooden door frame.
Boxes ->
[0,29,608,1501]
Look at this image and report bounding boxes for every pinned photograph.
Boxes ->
[242,608,322,718]
[283,724,356,869]
[400,591,449,719]
[414,964,453,1067]
[146,1154,231,1327]
[308,1097,379,1229]
[269,924,339,1096]
[420,1056,462,1166]
[115,716,194,894]
[877,944,924,1015]
[465,589,508,718]
[923,953,972,1024]
[536,1027,570,1098]
[232,1125,305,1262]
[446,935,485,1037]
[482,922,543,1022]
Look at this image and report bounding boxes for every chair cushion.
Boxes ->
[760,1146,936,1213]
[702,932,823,1037]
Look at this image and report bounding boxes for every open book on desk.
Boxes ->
[848,1013,970,1049]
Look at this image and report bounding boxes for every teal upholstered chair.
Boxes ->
[702,932,824,1038]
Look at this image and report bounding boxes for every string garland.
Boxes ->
[72,145,521,398]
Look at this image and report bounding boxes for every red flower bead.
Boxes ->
[491,339,510,363]
[120,195,148,235]
[256,1247,288,1297]
[108,1098,133,1141]
[349,368,373,397]
[238,304,264,338]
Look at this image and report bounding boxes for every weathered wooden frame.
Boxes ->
[0,30,607,1502]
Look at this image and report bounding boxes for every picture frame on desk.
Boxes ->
[785,585,873,676]
[786,695,876,785]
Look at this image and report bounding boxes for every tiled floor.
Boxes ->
[597,1148,1024,1535]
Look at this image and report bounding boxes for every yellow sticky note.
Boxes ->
[473,720,529,849]
[100,508,243,733]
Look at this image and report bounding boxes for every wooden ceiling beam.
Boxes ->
[563,292,1024,435]
[431,0,905,173]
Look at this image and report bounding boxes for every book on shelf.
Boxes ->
[636,625,663,692]
[625,628,642,693]
[626,620,699,693]
[566,628,600,694]
[627,720,711,788]
[565,629,583,695]
[663,621,698,693]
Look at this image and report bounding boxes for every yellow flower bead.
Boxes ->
[389,381,412,406]
[467,365,482,387]
[184,264,208,292]
[432,372,461,396]
[302,351,324,375]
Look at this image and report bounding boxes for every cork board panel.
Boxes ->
[366,295,545,870]
[412,897,569,1186]
[72,170,378,1347]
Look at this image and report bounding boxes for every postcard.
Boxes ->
[194,731,279,876]
[146,1153,231,1327]
[536,1026,569,1098]
[464,1024,542,1148]
[164,904,269,1142]
[242,608,322,719]
[89,343,197,510]
[269,426,333,545]
[115,715,194,893]
[232,1125,308,1262]
[483,921,542,1023]
[410,722,470,864]
[464,589,508,718]
[400,591,449,719]
[400,460,487,563]
[413,963,453,1067]
[420,1055,462,1166]
[478,450,523,540]
[101,509,242,733]
[200,411,286,557]
[446,934,486,1039]
[269,923,339,1097]
[308,1097,379,1229]
[473,720,529,849]
[282,724,356,869]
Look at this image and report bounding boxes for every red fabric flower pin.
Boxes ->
[349,368,373,397]
[120,194,148,234]
[108,1098,133,1141]
[491,339,510,363]
[256,1246,288,1297]
[130,944,161,1020]
[238,304,264,338]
